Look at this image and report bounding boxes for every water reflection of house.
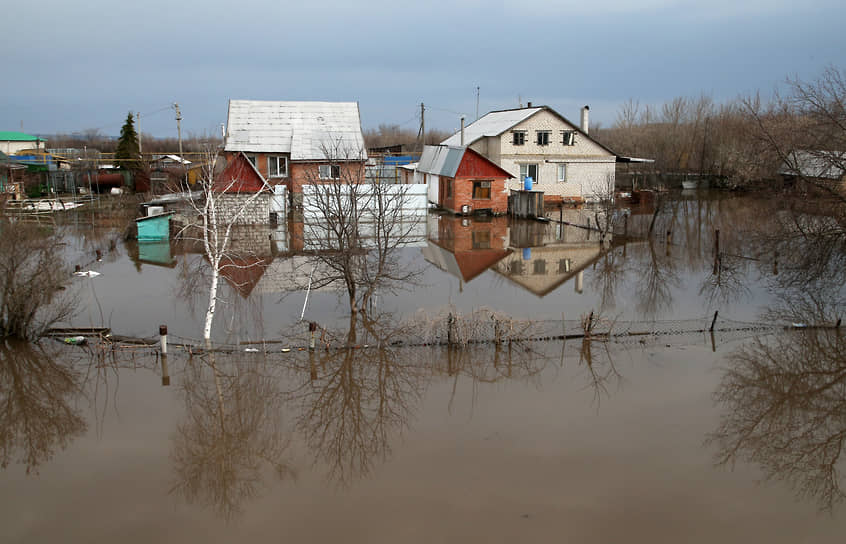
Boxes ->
[494,222,609,296]
[422,214,511,282]
[422,212,611,297]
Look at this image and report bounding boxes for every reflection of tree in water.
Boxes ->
[170,353,295,520]
[287,313,426,486]
[710,328,846,511]
[632,238,680,318]
[0,341,87,473]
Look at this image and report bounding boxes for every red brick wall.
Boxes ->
[289,161,365,193]
[441,176,508,214]
[437,215,509,251]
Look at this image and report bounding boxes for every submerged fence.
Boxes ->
[46,308,841,356]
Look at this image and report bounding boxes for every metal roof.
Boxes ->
[224,100,367,161]
[440,108,542,146]
[416,145,466,177]
[0,131,43,142]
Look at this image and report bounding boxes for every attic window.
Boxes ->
[536,131,551,146]
[561,131,576,146]
[512,131,526,145]
[319,164,340,179]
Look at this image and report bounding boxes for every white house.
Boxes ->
[441,105,616,203]
[0,132,46,156]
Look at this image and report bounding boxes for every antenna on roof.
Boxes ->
[475,86,480,121]
[518,95,522,109]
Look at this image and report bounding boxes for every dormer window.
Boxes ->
[512,131,526,145]
[536,131,551,146]
[561,130,576,146]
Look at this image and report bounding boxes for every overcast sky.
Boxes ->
[2,0,843,139]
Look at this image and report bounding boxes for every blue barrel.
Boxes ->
[522,247,532,260]
[524,176,534,191]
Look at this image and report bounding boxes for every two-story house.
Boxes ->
[223,99,368,206]
[441,105,616,204]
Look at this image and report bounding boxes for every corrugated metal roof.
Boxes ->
[0,131,43,142]
[416,145,466,177]
[440,108,541,146]
[224,100,367,161]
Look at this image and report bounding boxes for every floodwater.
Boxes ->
[2,191,846,542]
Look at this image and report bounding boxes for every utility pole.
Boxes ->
[420,102,425,149]
[136,111,142,155]
[475,86,480,120]
[173,103,183,160]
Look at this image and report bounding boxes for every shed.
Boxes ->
[417,145,513,215]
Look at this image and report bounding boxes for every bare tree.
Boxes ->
[296,144,422,315]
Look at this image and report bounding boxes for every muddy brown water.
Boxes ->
[2,192,846,542]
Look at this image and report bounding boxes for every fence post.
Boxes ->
[709,311,719,332]
[447,313,454,347]
[309,321,316,351]
[159,324,168,356]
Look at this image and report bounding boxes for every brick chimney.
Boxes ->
[581,105,590,134]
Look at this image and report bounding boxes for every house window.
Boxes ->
[319,164,340,179]
[267,156,288,177]
[520,163,539,183]
[561,130,576,146]
[533,259,546,275]
[472,180,491,199]
[509,260,523,275]
[557,164,567,182]
[472,230,491,249]
[536,131,551,146]
[559,258,572,273]
[446,179,452,198]
[246,154,257,167]
[512,131,526,145]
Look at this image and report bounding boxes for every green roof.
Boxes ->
[0,131,44,142]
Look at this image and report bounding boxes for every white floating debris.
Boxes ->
[74,270,101,277]
[791,323,808,328]
[244,348,259,352]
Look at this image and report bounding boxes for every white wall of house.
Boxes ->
[1,140,45,155]
[493,108,615,200]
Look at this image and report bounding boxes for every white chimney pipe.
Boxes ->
[581,105,590,135]
[460,116,465,147]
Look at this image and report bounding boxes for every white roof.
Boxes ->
[441,108,542,146]
[224,100,367,161]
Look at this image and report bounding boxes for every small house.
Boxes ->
[0,132,46,156]
[440,105,617,204]
[222,100,367,207]
[417,145,513,215]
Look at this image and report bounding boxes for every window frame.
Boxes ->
[536,130,551,146]
[520,163,539,183]
[267,155,288,178]
[246,154,257,167]
[561,130,576,146]
[318,164,341,179]
[512,130,527,146]
[472,180,492,200]
[557,163,567,182]
[446,178,452,198]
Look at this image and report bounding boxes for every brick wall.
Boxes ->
[215,193,270,225]
[442,176,508,214]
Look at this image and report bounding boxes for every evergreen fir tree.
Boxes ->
[114,111,141,170]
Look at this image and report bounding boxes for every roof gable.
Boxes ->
[224,100,367,161]
[441,106,617,157]
[417,145,513,179]
[214,152,268,193]
[0,131,43,142]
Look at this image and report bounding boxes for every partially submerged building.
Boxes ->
[440,105,617,204]
[417,145,513,215]
[222,99,367,207]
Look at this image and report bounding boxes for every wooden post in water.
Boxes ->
[447,313,455,347]
[773,251,779,276]
[159,324,170,386]
[623,213,629,237]
[709,311,719,333]
[308,322,316,351]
